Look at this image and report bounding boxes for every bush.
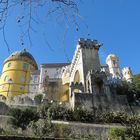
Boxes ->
[108,127,126,140]
[99,112,128,124]
[73,108,95,123]
[9,108,39,130]
[34,94,43,105]
[109,115,140,140]
[0,127,5,135]
[39,103,95,123]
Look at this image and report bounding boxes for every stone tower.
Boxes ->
[106,54,122,79]
[122,67,133,82]
[69,38,102,92]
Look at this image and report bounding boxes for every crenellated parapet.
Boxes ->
[70,38,102,76]
[78,38,102,49]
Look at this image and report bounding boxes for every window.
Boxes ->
[4,75,9,82]
[34,76,38,82]
[23,63,29,70]
[20,86,24,90]
[8,62,11,67]
[2,85,5,89]
[30,76,32,80]
[113,60,116,66]
[20,76,25,83]
[116,72,119,76]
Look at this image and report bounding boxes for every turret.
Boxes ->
[122,67,133,82]
[0,49,38,98]
[106,54,122,79]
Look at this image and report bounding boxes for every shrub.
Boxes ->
[34,94,43,105]
[108,127,126,140]
[39,103,95,123]
[99,112,127,124]
[0,127,5,135]
[9,108,39,130]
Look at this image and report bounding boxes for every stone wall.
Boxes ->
[74,92,136,113]
[0,115,12,129]
[0,102,10,115]
[0,114,124,140]
[52,120,124,140]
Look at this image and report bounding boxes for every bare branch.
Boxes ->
[0,0,79,50]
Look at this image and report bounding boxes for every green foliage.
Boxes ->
[0,127,5,135]
[0,127,14,136]
[34,94,43,105]
[109,127,126,140]
[114,75,140,103]
[130,74,140,96]
[126,116,140,140]
[39,103,95,123]
[109,115,140,140]
[73,108,95,123]
[29,119,73,138]
[116,80,130,95]
[39,103,137,124]
[99,112,128,124]
[9,108,39,130]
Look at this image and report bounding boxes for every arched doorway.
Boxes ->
[95,78,104,94]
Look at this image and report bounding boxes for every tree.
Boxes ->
[114,74,140,104]
[0,0,79,51]
[131,74,140,94]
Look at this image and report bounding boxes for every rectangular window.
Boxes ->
[20,86,24,90]
[23,63,29,70]
[34,76,38,82]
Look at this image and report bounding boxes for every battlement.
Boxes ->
[122,67,132,75]
[78,38,102,49]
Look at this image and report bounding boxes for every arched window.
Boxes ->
[8,62,11,67]
[4,75,9,82]
[113,60,116,66]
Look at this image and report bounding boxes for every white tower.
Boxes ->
[106,54,122,79]
[122,67,133,82]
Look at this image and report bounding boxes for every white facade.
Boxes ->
[39,63,70,90]
[106,54,122,79]
[27,39,133,107]
[28,70,40,100]
[122,67,133,82]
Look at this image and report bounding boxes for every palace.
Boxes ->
[0,38,133,109]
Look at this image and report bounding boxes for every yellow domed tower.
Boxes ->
[0,49,38,98]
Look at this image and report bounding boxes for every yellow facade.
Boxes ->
[0,50,38,98]
[60,83,69,102]
[60,72,70,102]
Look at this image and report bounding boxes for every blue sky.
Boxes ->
[0,0,140,74]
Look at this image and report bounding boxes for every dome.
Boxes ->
[5,49,38,69]
[10,49,36,61]
[106,54,117,63]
